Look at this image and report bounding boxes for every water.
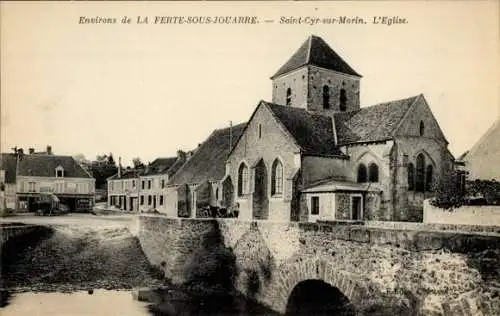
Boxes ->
[2,290,150,316]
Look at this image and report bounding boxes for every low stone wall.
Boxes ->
[135,215,500,315]
[423,199,500,227]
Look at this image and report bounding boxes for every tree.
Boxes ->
[132,157,144,169]
[430,170,465,210]
[107,153,116,166]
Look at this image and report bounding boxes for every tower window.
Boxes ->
[322,85,330,109]
[286,88,292,105]
[340,88,347,111]
[419,121,425,136]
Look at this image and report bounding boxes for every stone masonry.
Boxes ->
[135,215,500,316]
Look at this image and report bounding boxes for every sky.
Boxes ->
[1,1,499,166]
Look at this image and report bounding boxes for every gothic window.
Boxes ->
[416,154,425,192]
[215,187,219,200]
[426,165,433,191]
[271,159,283,195]
[340,88,347,111]
[357,164,367,183]
[419,121,425,136]
[368,163,379,182]
[258,124,262,139]
[322,85,330,109]
[286,88,292,105]
[238,163,249,196]
[408,163,415,191]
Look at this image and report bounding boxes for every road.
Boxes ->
[1,213,164,293]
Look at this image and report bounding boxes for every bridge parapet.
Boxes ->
[135,216,500,315]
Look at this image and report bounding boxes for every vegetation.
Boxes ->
[431,171,500,209]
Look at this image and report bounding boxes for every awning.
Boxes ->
[39,193,60,203]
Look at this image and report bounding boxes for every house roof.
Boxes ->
[108,169,143,180]
[168,123,247,186]
[271,35,361,79]
[0,153,18,183]
[264,101,346,157]
[17,154,92,178]
[334,95,420,145]
[143,157,178,176]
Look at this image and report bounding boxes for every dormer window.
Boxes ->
[55,166,64,178]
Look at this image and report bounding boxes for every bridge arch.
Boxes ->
[285,279,355,316]
[272,257,371,314]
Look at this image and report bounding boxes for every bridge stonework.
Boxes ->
[135,216,500,315]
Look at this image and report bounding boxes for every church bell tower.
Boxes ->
[270,35,362,114]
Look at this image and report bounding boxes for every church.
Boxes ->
[167,35,455,223]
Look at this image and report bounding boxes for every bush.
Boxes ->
[466,179,500,205]
[430,172,465,210]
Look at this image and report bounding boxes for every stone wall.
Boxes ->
[423,199,500,227]
[135,215,500,315]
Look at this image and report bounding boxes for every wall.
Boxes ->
[301,156,349,186]
[136,215,500,316]
[423,199,500,226]
[306,66,360,114]
[272,67,309,108]
[17,176,95,195]
[226,104,300,221]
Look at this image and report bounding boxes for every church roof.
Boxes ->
[168,122,247,186]
[271,35,361,79]
[264,101,346,157]
[17,154,92,178]
[0,153,18,183]
[334,95,420,145]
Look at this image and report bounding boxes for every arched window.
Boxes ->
[357,164,367,183]
[238,163,249,196]
[215,187,219,200]
[368,163,379,182]
[419,121,425,136]
[416,154,425,192]
[271,159,283,195]
[286,88,292,106]
[426,165,433,192]
[407,163,415,191]
[322,85,330,109]
[339,88,347,111]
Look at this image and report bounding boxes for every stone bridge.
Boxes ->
[134,216,500,316]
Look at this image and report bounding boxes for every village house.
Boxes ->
[0,153,18,210]
[457,119,500,182]
[6,146,95,212]
[107,167,142,211]
[166,124,246,218]
[165,35,454,222]
[107,152,187,212]
[138,152,187,212]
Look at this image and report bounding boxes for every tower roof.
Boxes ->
[271,35,361,79]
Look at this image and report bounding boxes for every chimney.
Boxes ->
[29,148,35,154]
[46,145,52,155]
[118,157,122,178]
